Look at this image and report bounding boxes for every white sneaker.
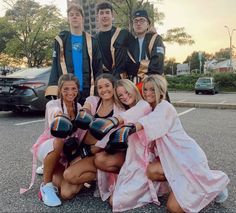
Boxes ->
[36,165,44,175]
[215,188,228,203]
[39,182,61,207]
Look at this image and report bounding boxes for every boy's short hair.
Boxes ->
[96,1,113,14]
[67,3,84,17]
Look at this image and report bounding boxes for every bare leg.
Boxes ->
[52,163,65,189]
[43,138,64,184]
[167,191,184,213]
[63,156,97,185]
[146,160,166,181]
[94,151,125,173]
[60,180,83,200]
[109,194,113,207]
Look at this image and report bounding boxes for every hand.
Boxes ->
[77,142,92,158]
[105,123,136,154]
[63,137,80,162]
[75,109,93,130]
[89,117,119,140]
[50,114,73,138]
[63,138,92,162]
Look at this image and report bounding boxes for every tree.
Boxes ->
[164,57,177,75]
[106,0,194,45]
[183,51,212,72]
[3,0,67,67]
[214,48,230,61]
[0,17,16,52]
[163,27,194,45]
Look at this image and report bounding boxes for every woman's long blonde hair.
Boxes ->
[114,79,142,109]
[142,75,167,106]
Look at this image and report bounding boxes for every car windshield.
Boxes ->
[8,68,50,78]
[197,78,211,83]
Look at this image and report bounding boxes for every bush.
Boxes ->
[166,72,236,92]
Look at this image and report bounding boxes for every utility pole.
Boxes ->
[224,26,236,71]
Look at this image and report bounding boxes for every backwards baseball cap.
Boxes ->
[133,9,150,24]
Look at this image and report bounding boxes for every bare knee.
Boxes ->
[60,188,75,200]
[94,153,106,170]
[146,162,166,181]
[60,184,82,200]
[63,168,76,184]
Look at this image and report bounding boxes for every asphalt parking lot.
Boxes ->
[0,103,235,212]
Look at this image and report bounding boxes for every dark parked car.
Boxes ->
[0,67,51,112]
[195,77,219,95]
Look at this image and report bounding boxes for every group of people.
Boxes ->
[45,1,167,104]
[20,1,230,213]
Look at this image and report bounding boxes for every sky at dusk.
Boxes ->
[0,0,236,63]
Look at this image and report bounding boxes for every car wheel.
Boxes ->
[195,90,199,94]
[211,89,215,95]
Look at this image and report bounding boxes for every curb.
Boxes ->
[172,102,236,110]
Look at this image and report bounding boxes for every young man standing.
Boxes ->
[126,9,165,83]
[95,2,135,79]
[45,3,103,104]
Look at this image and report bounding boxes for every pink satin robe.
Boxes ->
[96,100,169,212]
[138,100,229,212]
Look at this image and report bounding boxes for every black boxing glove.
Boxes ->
[63,137,80,162]
[89,117,119,140]
[63,138,93,162]
[105,123,136,154]
[50,114,73,138]
[77,142,92,158]
[75,109,93,130]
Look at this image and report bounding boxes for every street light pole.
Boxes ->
[224,26,236,71]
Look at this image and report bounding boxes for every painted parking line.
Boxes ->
[177,99,186,102]
[220,101,227,104]
[14,119,45,126]
[178,108,196,117]
[14,108,196,126]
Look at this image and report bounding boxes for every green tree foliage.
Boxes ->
[164,58,177,75]
[214,48,230,60]
[183,51,212,72]
[0,17,16,52]
[163,27,194,45]
[106,0,194,45]
[3,0,67,67]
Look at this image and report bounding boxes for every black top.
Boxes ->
[94,98,113,119]
[97,30,113,71]
[96,26,135,78]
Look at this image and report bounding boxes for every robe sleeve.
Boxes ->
[119,100,152,123]
[84,96,100,116]
[45,100,62,129]
[138,101,177,141]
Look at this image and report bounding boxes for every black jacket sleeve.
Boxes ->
[91,37,103,79]
[48,40,61,87]
[113,29,135,78]
[147,35,165,75]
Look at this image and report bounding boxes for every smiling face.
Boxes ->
[143,81,158,108]
[96,78,114,101]
[116,86,136,108]
[97,8,113,29]
[60,80,79,104]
